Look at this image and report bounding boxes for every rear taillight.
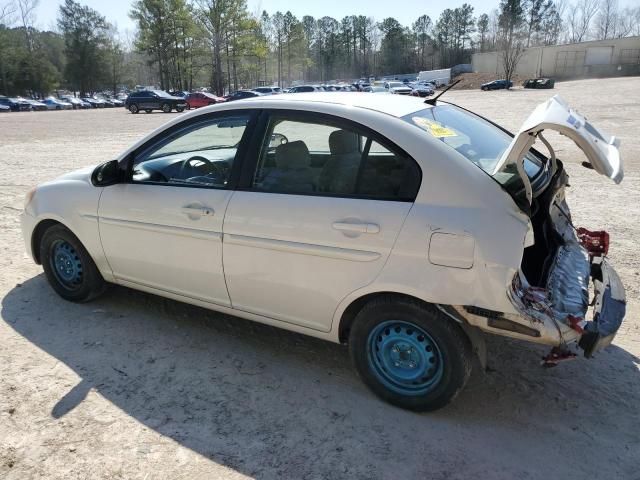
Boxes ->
[577,227,609,257]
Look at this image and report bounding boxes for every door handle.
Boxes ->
[332,222,380,234]
[181,205,214,217]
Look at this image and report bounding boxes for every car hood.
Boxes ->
[494,95,623,203]
[55,165,95,183]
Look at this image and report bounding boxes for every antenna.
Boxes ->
[424,79,461,105]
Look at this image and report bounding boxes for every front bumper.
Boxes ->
[579,258,626,357]
[20,210,37,261]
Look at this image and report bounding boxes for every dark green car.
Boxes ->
[125,90,187,114]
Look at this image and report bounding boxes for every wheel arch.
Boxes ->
[31,218,68,264]
[337,291,441,344]
[336,291,485,368]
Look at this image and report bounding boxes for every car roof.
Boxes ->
[238,92,430,118]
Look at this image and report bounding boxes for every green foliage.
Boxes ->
[58,0,110,95]
[0,26,63,96]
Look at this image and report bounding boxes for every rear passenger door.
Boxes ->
[223,110,421,332]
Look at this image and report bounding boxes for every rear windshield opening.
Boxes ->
[402,105,545,209]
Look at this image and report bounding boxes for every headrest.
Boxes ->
[329,129,359,155]
[275,140,310,169]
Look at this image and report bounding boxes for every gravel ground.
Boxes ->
[1,78,639,480]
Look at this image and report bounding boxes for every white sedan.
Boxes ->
[43,97,73,110]
[21,93,625,411]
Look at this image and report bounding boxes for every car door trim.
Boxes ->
[99,216,222,241]
[224,233,381,262]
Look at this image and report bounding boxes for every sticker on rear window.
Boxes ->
[411,117,457,138]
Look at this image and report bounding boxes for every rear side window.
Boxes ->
[251,113,421,201]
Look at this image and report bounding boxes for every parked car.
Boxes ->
[19,98,47,111]
[21,93,625,412]
[409,83,435,97]
[186,92,226,109]
[224,90,263,101]
[103,96,124,107]
[125,90,187,113]
[364,85,389,93]
[481,79,513,90]
[252,86,281,95]
[287,85,321,93]
[60,96,91,109]
[95,96,115,108]
[384,81,413,95]
[82,97,104,108]
[43,97,73,110]
[0,104,9,112]
[0,96,32,111]
[523,77,555,89]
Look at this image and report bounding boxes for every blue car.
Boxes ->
[0,96,32,111]
[481,79,513,91]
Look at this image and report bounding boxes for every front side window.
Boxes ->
[251,114,421,201]
[131,114,250,188]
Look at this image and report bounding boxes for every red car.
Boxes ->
[185,92,226,109]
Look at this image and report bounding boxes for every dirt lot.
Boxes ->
[1,78,639,480]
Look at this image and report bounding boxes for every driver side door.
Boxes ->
[98,110,256,306]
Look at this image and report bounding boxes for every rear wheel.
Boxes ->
[175,106,184,113]
[129,104,139,114]
[40,225,106,302]
[349,297,472,411]
[162,103,171,113]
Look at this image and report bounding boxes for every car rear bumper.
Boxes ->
[579,258,626,357]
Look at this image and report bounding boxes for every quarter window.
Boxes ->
[131,114,250,188]
[252,114,421,200]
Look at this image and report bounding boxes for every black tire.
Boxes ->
[186,103,191,110]
[162,103,171,113]
[175,106,184,113]
[40,224,106,303]
[349,297,472,412]
[129,104,139,114]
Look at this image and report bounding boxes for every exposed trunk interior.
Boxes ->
[520,161,569,288]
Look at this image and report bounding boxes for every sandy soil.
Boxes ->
[1,79,639,480]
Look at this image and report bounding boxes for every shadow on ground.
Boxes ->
[3,275,639,479]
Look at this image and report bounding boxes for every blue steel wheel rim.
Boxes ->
[49,239,83,290]
[367,320,444,396]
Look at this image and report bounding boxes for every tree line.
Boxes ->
[0,0,638,97]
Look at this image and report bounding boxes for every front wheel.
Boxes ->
[162,103,171,113]
[349,297,472,411]
[129,104,139,114]
[40,225,106,302]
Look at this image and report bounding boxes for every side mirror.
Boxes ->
[269,133,288,149]
[91,160,121,187]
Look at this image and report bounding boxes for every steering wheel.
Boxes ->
[178,156,228,180]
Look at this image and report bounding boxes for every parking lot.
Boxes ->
[1,77,639,479]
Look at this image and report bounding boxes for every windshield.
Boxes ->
[402,105,544,206]
[153,90,171,97]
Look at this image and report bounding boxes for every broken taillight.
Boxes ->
[576,228,609,257]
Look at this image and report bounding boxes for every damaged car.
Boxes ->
[21,93,624,411]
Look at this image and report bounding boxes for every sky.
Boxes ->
[33,0,519,33]
[33,0,639,34]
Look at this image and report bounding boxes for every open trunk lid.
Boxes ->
[494,95,623,203]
